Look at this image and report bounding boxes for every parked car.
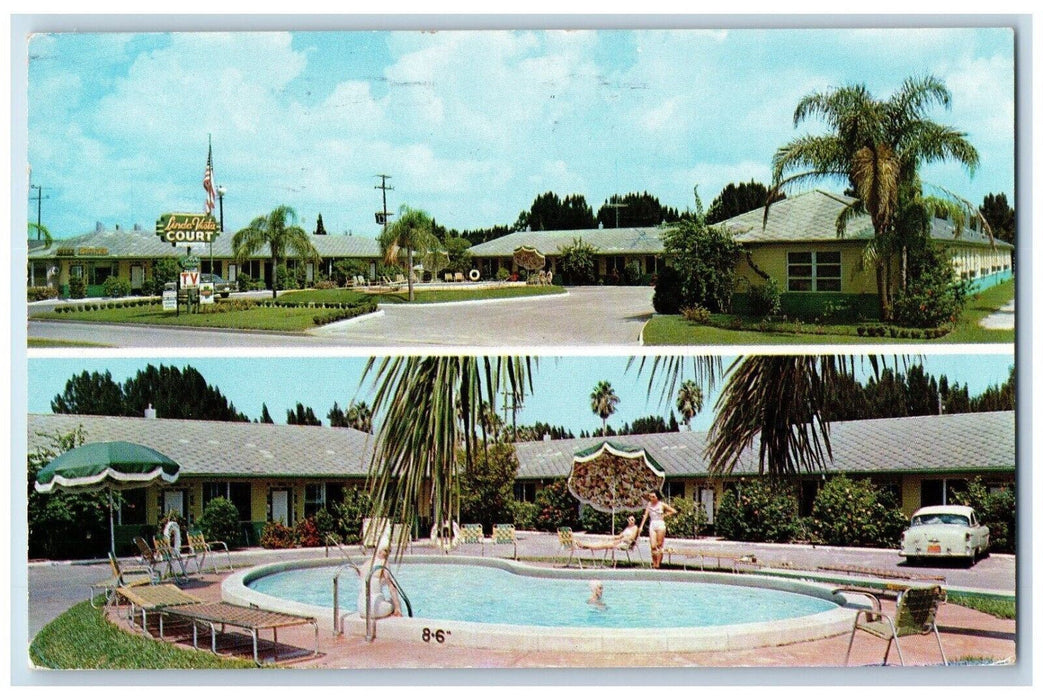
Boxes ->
[200,273,234,298]
[900,505,989,565]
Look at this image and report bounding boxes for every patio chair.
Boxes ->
[90,553,154,607]
[454,272,465,283]
[458,523,485,556]
[444,272,453,283]
[115,583,203,636]
[557,527,577,567]
[394,274,406,284]
[154,537,198,579]
[844,584,948,666]
[133,536,170,582]
[187,532,233,574]
[491,524,517,559]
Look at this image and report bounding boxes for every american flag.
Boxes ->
[203,142,216,215]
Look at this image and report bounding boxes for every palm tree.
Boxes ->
[675,380,703,431]
[346,401,373,434]
[28,222,53,247]
[590,380,620,436]
[232,205,320,299]
[362,356,533,553]
[769,75,979,319]
[378,205,439,302]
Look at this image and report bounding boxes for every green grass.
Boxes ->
[33,303,331,333]
[30,601,256,669]
[28,338,113,348]
[643,280,1015,345]
[281,284,565,305]
[948,591,1016,620]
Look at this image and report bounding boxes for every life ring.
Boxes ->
[430,520,461,548]
[468,269,480,282]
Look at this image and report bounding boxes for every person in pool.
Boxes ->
[587,580,606,609]
[357,546,402,619]
[638,491,677,569]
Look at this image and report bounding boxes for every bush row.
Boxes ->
[27,286,59,302]
[51,299,158,313]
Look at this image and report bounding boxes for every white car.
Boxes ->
[900,505,990,564]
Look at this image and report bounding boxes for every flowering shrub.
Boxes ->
[27,286,59,301]
[293,517,322,547]
[260,520,295,549]
[680,304,711,323]
[808,475,907,547]
[533,479,580,531]
[668,496,709,539]
[892,246,968,328]
[511,500,539,530]
[714,479,799,543]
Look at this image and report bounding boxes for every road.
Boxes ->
[27,286,655,348]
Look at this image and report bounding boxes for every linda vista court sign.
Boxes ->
[155,213,221,247]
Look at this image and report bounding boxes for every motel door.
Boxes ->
[130,265,144,291]
[699,487,715,525]
[271,489,290,526]
[162,490,185,519]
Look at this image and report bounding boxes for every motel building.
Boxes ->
[28,409,1013,555]
[27,220,382,298]
[468,190,1014,320]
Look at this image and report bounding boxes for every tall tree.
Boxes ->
[770,75,980,319]
[259,403,275,424]
[979,193,1015,244]
[675,379,704,430]
[314,213,328,236]
[286,403,322,426]
[596,192,680,228]
[378,205,439,302]
[589,380,620,435]
[704,181,783,224]
[515,192,596,231]
[346,401,373,434]
[232,205,320,299]
[50,370,125,416]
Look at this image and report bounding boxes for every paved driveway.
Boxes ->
[27,287,655,348]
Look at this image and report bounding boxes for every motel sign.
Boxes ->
[155,213,221,247]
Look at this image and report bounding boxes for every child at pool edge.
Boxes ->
[358,546,402,618]
[587,580,606,609]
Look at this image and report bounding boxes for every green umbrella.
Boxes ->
[35,441,181,554]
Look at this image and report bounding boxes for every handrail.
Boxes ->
[324,534,354,561]
[331,559,361,634]
[364,564,413,642]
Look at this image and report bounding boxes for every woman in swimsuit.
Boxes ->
[357,546,402,619]
[638,492,677,569]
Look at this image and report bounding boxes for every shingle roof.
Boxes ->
[27,229,381,260]
[723,190,1012,249]
[27,414,375,479]
[514,411,1014,480]
[467,227,666,257]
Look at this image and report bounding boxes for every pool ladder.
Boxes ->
[331,560,413,639]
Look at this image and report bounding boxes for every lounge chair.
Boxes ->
[154,535,200,578]
[557,527,577,567]
[491,524,517,559]
[116,582,203,636]
[187,532,233,574]
[454,272,465,283]
[444,272,453,283]
[361,517,411,555]
[458,523,485,556]
[572,530,641,568]
[844,584,948,666]
[134,536,174,582]
[90,553,155,607]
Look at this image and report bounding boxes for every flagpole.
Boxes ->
[208,134,215,281]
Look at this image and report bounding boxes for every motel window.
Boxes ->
[70,264,84,279]
[921,478,967,508]
[202,482,251,521]
[663,480,686,500]
[645,256,658,274]
[304,484,326,518]
[88,263,114,286]
[118,489,147,525]
[514,482,537,502]
[787,251,841,292]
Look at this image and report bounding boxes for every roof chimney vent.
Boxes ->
[543,433,551,441]
[96,221,105,232]
[144,403,157,420]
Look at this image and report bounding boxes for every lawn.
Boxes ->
[947,591,1016,620]
[32,303,348,333]
[28,338,113,348]
[643,280,1015,345]
[281,284,565,305]
[30,601,256,669]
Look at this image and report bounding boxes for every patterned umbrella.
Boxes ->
[35,441,181,554]
[568,441,665,535]
[512,245,546,271]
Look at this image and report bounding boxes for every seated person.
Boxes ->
[573,516,640,551]
[357,547,402,619]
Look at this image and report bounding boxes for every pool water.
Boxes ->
[248,563,836,629]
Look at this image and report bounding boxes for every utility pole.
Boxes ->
[501,385,523,440]
[374,174,394,233]
[604,200,627,228]
[29,184,50,239]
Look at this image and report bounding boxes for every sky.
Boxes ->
[27,353,1015,435]
[25,27,1015,240]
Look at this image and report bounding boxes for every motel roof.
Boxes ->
[467,226,667,257]
[27,228,382,260]
[28,410,1014,482]
[513,411,1015,480]
[28,413,375,479]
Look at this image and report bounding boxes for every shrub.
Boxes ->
[293,517,322,548]
[275,264,299,292]
[808,475,907,548]
[138,279,162,297]
[714,479,799,543]
[661,216,742,312]
[332,488,371,544]
[458,443,519,535]
[153,258,181,286]
[312,508,339,543]
[68,277,86,299]
[102,276,131,298]
[511,500,539,531]
[556,238,599,285]
[681,304,711,323]
[496,267,511,281]
[953,478,1016,554]
[578,506,630,534]
[27,286,59,302]
[651,266,683,314]
[621,260,643,286]
[260,520,296,549]
[668,496,709,539]
[313,279,338,290]
[747,278,782,318]
[892,245,968,328]
[197,497,244,549]
[533,479,579,532]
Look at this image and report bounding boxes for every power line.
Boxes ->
[374,174,394,233]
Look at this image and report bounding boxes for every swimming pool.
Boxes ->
[224,555,857,653]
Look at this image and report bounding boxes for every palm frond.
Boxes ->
[626,356,721,408]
